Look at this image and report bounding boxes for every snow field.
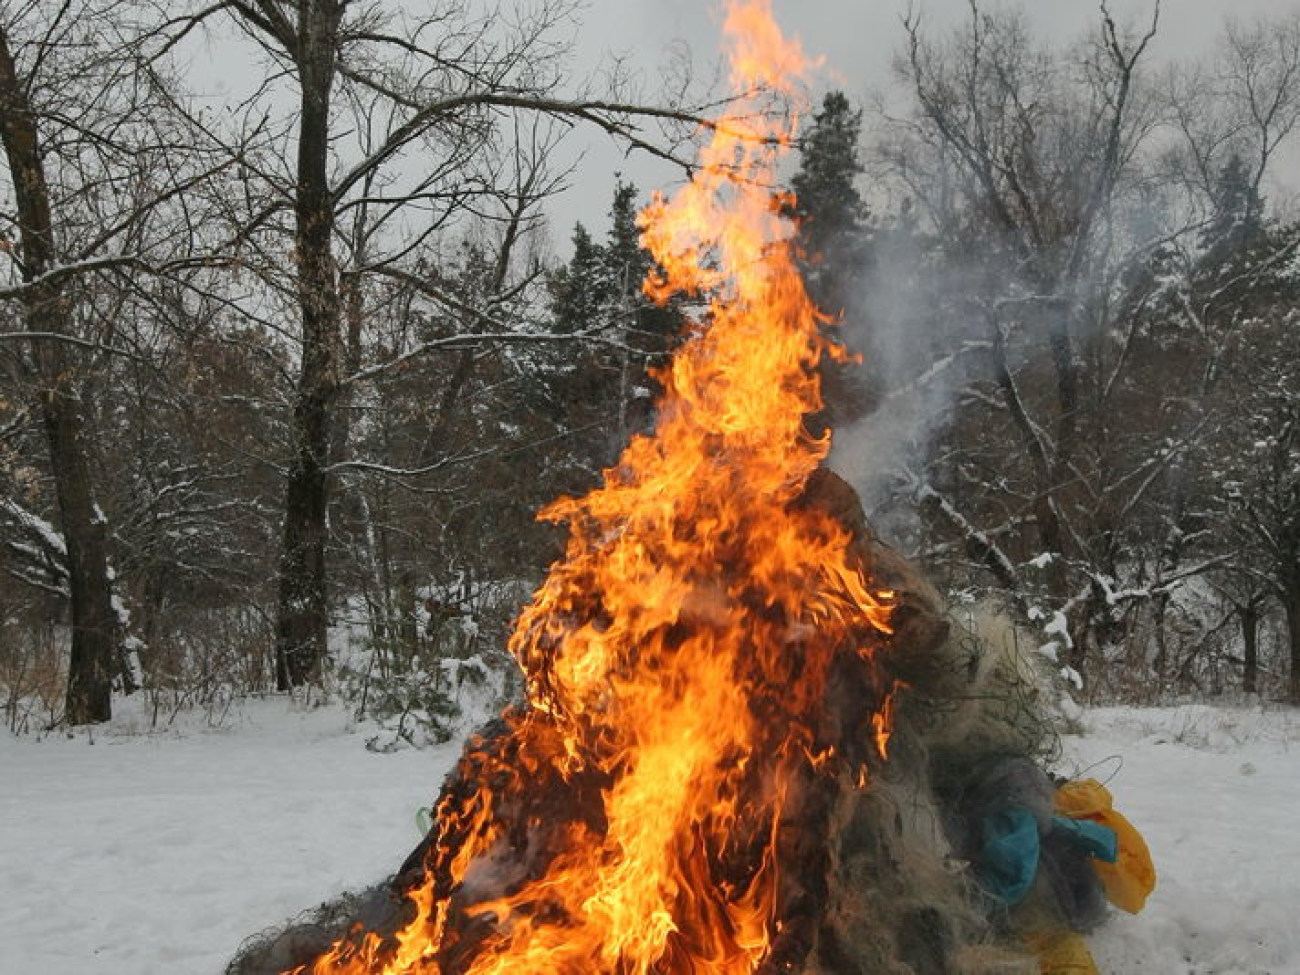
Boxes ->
[1073,707,1300,974]
[0,698,457,975]
[3,701,1299,974]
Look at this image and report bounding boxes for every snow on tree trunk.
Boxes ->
[0,25,124,724]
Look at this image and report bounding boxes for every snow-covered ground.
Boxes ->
[0,698,459,975]
[3,699,1298,974]
[1072,705,1300,975]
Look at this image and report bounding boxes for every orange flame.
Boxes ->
[289,3,896,973]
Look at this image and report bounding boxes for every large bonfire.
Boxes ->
[260,3,1012,973]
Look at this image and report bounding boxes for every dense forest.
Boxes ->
[1,1,1297,732]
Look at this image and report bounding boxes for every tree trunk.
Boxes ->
[274,1,344,690]
[1241,600,1259,696]
[43,389,123,723]
[1285,588,1300,705]
[989,314,1082,682]
[0,27,123,724]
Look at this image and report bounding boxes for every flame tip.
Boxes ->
[296,4,901,971]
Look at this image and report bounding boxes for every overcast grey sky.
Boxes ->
[549,0,1300,242]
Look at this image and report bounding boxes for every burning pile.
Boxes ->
[231,3,1078,974]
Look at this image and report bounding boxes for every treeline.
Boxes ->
[0,0,686,731]
[807,6,1300,704]
[1,2,1297,731]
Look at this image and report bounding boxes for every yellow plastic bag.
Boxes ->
[1023,930,1101,975]
[1054,779,1156,914]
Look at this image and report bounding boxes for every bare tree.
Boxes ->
[150,0,710,689]
[1165,13,1300,212]
[881,2,1166,685]
[1147,12,1300,697]
[0,1,233,723]
[868,2,1300,698]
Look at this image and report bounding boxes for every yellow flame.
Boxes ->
[287,3,897,973]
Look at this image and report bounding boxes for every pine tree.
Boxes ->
[540,183,686,480]
[789,90,870,298]
[1201,153,1266,270]
[786,91,873,427]
[602,181,682,359]
[605,182,646,298]
[548,224,610,335]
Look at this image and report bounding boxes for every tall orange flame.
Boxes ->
[290,3,895,973]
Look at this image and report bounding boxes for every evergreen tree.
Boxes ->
[785,91,873,427]
[540,182,685,481]
[1201,153,1266,270]
[602,180,683,359]
[789,90,870,301]
[548,224,610,335]
[605,182,647,296]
